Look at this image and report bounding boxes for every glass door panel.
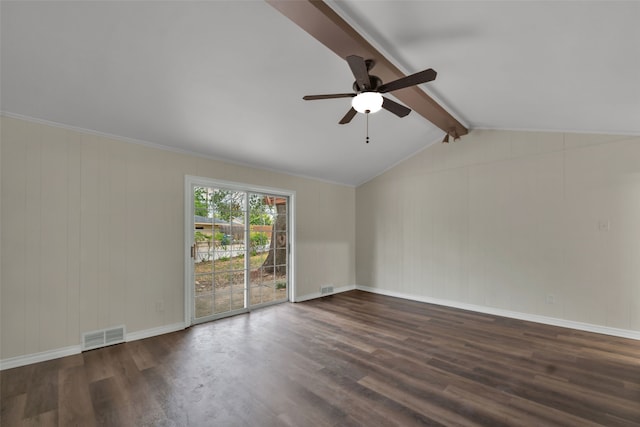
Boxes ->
[249,194,288,307]
[193,186,215,320]
[193,187,247,322]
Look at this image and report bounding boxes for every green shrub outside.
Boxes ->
[250,232,269,256]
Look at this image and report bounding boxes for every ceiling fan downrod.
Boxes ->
[366,112,370,144]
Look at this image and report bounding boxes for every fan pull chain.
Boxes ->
[365,112,370,144]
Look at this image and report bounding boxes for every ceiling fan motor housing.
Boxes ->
[353,75,382,93]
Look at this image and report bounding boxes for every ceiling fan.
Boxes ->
[303,55,437,125]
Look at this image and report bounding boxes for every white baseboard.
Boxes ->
[1,322,187,371]
[126,322,186,342]
[294,284,356,303]
[0,345,82,371]
[356,285,640,341]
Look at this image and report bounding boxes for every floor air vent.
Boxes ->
[82,325,126,351]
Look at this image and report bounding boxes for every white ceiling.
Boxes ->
[2,1,639,186]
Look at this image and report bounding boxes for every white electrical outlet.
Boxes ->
[546,294,556,304]
[155,300,165,312]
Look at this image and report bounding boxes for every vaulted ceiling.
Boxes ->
[2,1,639,186]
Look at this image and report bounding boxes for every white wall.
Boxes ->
[3,120,638,364]
[356,130,640,334]
[0,116,356,361]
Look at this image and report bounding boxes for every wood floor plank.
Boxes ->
[83,347,115,384]
[126,339,159,372]
[107,344,167,426]
[23,360,59,418]
[89,376,133,427]
[0,393,27,427]
[444,385,601,427]
[140,366,188,425]
[22,409,58,427]
[358,373,485,427]
[1,364,33,399]
[58,365,96,427]
[2,290,639,426]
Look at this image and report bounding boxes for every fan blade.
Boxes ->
[303,93,356,100]
[382,97,411,117]
[378,69,437,93]
[346,55,371,91]
[339,107,357,125]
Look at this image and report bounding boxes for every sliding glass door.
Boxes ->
[187,178,292,325]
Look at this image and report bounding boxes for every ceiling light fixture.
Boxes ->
[351,92,383,114]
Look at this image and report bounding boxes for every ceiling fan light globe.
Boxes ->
[352,92,383,114]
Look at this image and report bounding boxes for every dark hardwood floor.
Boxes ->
[2,290,639,426]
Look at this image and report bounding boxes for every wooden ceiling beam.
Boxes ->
[266,0,468,137]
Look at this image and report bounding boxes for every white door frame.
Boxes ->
[184,175,296,326]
